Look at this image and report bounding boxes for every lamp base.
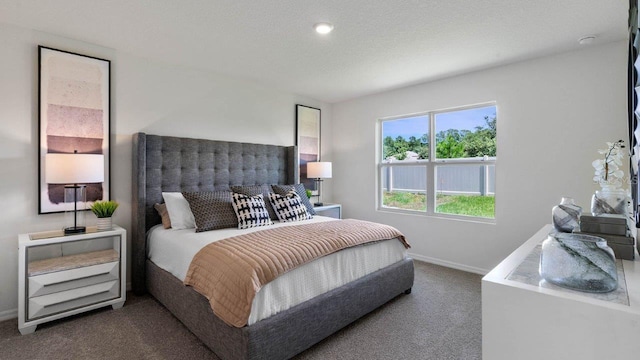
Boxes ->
[64,226,86,235]
[313,202,324,207]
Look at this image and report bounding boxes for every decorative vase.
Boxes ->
[551,197,581,233]
[96,217,113,231]
[540,232,617,293]
[590,188,628,215]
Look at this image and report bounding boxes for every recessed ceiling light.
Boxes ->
[314,23,334,35]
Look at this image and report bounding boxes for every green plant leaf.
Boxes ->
[90,200,119,218]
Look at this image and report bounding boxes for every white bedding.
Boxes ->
[147,216,408,325]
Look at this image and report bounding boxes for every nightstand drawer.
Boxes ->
[28,280,119,320]
[28,261,119,298]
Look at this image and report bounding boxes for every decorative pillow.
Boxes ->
[154,203,172,229]
[231,192,274,229]
[161,192,196,230]
[230,185,278,220]
[268,190,313,222]
[271,184,316,215]
[182,191,238,232]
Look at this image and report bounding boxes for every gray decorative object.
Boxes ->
[579,213,628,236]
[590,189,628,215]
[540,232,618,293]
[551,197,582,233]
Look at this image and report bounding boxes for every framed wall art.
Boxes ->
[38,46,111,214]
[295,104,321,191]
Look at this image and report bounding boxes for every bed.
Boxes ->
[132,132,414,360]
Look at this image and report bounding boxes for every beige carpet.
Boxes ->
[0,261,481,360]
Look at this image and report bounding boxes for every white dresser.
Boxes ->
[482,224,640,360]
[18,226,126,334]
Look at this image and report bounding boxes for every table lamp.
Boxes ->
[307,161,332,206]
[45,152,104,234]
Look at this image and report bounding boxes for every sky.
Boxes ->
[382,105,496,139]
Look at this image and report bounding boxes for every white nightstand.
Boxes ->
[18,226,126,335]
[314,203,342,219]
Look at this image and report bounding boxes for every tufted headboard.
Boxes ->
[132,133,298,294]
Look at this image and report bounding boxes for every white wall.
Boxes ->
[0,23,331,318]
[331,41,628,274]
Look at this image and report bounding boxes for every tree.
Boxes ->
[417,145,429,159]
[383,136,396,159]
[436,134,465,158]
[418,133,429,159]
[382,114,496,160]
[462,116,496,157]
[394,136,409,160]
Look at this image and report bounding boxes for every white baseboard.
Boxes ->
[0,308,17,321]
[408,252,489,275]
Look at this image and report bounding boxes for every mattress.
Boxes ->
[147,216,408,325]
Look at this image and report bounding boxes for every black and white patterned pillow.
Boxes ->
[230,185,278,221]
[268,189,313,222]
[231,192,273,229]
[182,191,238,232]
[271,184,316,215]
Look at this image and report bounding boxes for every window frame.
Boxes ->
[377,102,497,223]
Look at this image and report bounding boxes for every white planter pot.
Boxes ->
[96,217,113,231]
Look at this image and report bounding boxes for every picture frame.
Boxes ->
[38,46,111,214]
[295,104,321,191]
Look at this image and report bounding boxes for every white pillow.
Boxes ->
[161,192,196,230]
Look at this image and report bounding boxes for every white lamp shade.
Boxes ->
[307,162,332,179]
[45,153,105,184]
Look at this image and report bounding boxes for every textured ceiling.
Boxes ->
[0,0,629,103]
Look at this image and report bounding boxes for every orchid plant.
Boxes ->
[592,140,626,190]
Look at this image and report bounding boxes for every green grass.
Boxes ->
[382,191,426,211]
[435,194,495,218]
[383,192,495,218]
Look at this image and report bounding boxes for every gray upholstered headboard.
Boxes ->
[132,132,298,294]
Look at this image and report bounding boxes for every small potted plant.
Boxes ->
[90,200,119,231]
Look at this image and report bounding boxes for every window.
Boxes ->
[379,103,496,220]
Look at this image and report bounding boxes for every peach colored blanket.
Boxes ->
[184,219,409,327]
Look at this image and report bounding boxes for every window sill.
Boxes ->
[376,206,496,225]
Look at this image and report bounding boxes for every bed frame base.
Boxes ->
[147,258,414,360]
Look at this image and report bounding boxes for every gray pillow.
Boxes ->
[230,184,278,220]
[182,191,238,232]
[271,184,316,215]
